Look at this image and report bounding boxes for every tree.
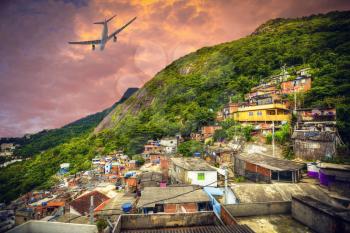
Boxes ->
[178,140,204,157]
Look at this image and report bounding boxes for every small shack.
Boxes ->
[206,145,235,164]
[136,186,210,214]
[139,172,164,190]
[292,131,341,160]
[234,153,304,183]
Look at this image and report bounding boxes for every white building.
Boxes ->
[159,137,178,154]
[105,163,111,174]
[169,157,217,187]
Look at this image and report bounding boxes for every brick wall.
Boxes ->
[164,203,198,213]
[245,161,271,181]
[221,205,238,225]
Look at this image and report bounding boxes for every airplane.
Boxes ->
[68,15,136,51]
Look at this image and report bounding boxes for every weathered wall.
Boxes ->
[220,205,238,225]
[120,212,216,230]
[291,196,350,233]
[224,201,291,217]
[292,197,335,233]
[293,140,335,160]
[234,158,271,183]
[187,171,217,187]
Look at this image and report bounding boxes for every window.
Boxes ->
[197,173,205,181]
[248,112,253,116]
[257,111,262,116]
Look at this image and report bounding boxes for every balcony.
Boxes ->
[237,103,289,111]
[235,114,291,122]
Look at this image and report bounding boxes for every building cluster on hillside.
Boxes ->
[0,143,17,157]
[194,67,344,162]
[3,69,350,233]
[216,68,312,132]
[4,134,350,233]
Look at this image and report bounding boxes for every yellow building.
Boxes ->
[233,103,291,124]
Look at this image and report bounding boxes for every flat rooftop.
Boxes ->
[98,193,135,216]
[293,195,350,222]
[317,162,350,171]
[137,186,210,208]
[171,157,216,171]
[7,221,97,233]
[231,183,332,203]
[236,214,313,233]
[235,153,304,171]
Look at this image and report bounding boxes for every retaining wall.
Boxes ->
[223,201,291,217]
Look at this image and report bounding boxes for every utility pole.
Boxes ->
[272,121,275,157]
[224,166,228,204]
[89,196,94,224]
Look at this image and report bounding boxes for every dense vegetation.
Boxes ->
[178,140,204,157]
[1,11,349,203]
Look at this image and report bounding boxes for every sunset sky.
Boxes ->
[1,0,350,137]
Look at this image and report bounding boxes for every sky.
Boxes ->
[0,0,349,138]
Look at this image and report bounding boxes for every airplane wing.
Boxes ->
[108,17,136,40]
[68,39,101,45]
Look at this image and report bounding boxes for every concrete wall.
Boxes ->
[187,171,217,187]
[292,197,350,233]
[7,221,97,233]
[224,201,291,217]
[294,140,336,160]
[119,212,216,230]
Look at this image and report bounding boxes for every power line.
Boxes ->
[66,177,229,221]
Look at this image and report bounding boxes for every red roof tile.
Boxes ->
[70,191,109,215]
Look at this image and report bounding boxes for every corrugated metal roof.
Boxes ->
[171,158,216,171]
[234,153,303,171]
[137,186,210,208]
[121,225,254,233]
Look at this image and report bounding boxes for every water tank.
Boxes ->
[121,203,132,213]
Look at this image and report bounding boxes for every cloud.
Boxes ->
[0,0,349,137]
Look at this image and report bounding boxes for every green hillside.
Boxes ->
[1,11,349,203]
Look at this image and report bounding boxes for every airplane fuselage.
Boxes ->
[100,21,109,50]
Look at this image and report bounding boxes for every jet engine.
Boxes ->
[92,44,95,50]
[113,36,117,42]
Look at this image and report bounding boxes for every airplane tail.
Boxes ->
[94,15,116,24]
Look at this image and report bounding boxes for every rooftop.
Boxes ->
[7,221,97,233]
[317,162,350,171]
[139,171,163,189]
[231,183,332,203]
[293,195,350,223]
[70,191,109,215]
[171,157,216,171]
[234,153,304,171]
[98,193,135,216]
[237,103,289,111]
[54,213,90,224]
[137,186,210,208]
[236,214,312,233]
